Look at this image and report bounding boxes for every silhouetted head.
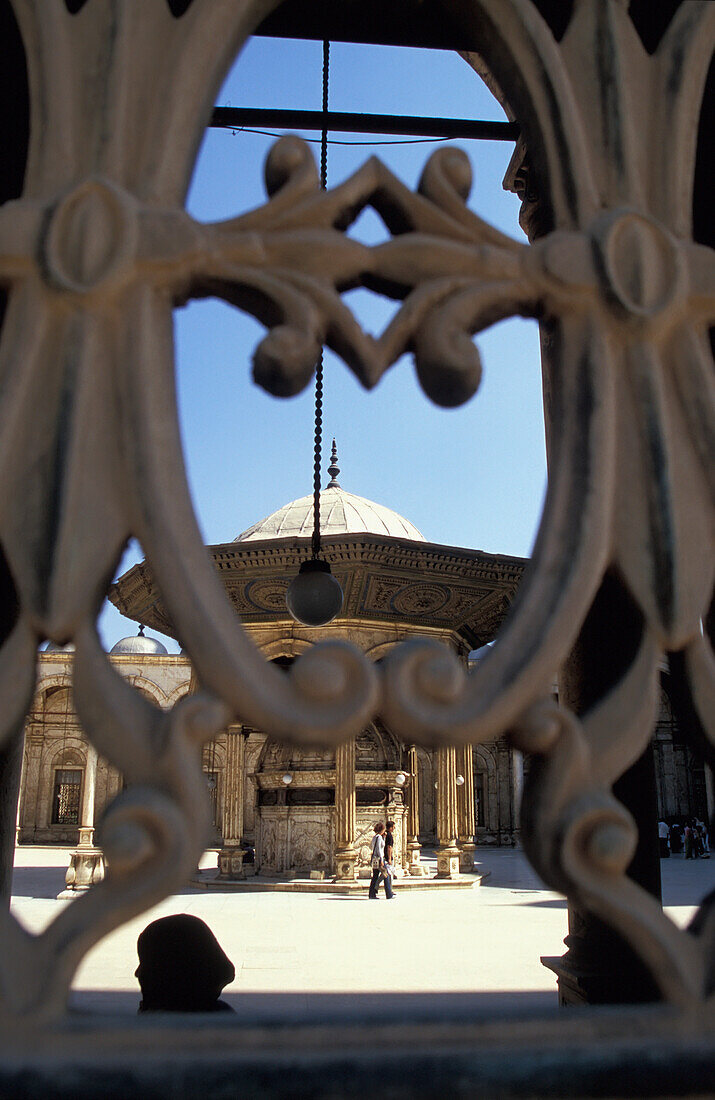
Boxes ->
[135,914,235,1012]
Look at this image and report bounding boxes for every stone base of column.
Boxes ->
[542,919,661,1006]
[542,953,602,1006]
[407,840,427,876]
[334,847,358,882]
[218,846,246,880]
[459,842,476,873]
[65,846,105,890]
[435,844,461,878]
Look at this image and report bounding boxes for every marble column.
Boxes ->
[406,745,424,875]
[14,734,28,845]
[705,766,715,832]
[435,746,460,878]
[218,728,248,879]
[513,750,524,825]
[456,744,476,872]
[22,731,44,841]
[334,738,357,881]
[65,744,105,890]
[0,548,19,908]
[0,734,22,908]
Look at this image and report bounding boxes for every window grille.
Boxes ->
[475,771,485,828]
[51,769,82,826]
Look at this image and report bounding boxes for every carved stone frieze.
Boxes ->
[254,769,335,789]
[111,534,524,647]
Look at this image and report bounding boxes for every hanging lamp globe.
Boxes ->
[286,439,344,626]
[286,558,343,626]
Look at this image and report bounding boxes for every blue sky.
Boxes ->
[102,36,545,652]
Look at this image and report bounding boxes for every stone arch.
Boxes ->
[35,671,73,697]
[128,674,169,706]
[356,721,401,771]
[43,685,75,716]
[202,740,226,772]
[256,737,334,771]
[474,744,498,835]
[165,681,192,707]
[256,739,286,771]
[49,742,86,770]
[364,640,400,661]
[258,638,314,660]
[416,747,435,842]
[202,739,226,837]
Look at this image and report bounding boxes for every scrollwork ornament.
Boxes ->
[0,0,712,1021]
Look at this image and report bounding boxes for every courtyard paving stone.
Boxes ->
[10,844,713,1017]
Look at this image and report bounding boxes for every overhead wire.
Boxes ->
[228,127,452,146]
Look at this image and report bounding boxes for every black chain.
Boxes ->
[312,40,329,560]
[320,40,329,190]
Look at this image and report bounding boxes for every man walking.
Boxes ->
[368,822,394,900]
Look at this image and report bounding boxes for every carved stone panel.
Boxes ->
[256,808,333,874]
[289,811,334,873]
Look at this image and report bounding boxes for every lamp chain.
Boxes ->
[312,39,330,560]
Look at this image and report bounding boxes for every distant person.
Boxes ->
[695,819,710,858]
[684,824,694,860]
[135,914,235,1012]
[658,820,670,858]
[384,820,396,890]
[368,821,394,900]
[670,822,683,855]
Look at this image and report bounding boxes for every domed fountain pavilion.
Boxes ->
[108,444,527,885]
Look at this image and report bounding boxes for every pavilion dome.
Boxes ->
[110,626,167,656]
[235,442,425,543]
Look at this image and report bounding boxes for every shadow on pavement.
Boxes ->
[69,988,560,1020]
[660,861,715,907]
[11,866,69,898]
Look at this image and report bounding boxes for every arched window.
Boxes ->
[51,768,82,825]
[475,770,486,829]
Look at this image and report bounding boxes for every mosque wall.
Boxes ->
[16,651,709,854]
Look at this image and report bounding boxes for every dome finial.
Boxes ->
[326,438,340,488]
[138,623,145,636]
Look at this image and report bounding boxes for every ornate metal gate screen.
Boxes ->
[0,0,713,1038]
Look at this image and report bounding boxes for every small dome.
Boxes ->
[44,641,75,653]
[235,442,425,543]
[110,626,167,656]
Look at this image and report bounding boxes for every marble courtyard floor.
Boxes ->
[10,845,713,1018]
